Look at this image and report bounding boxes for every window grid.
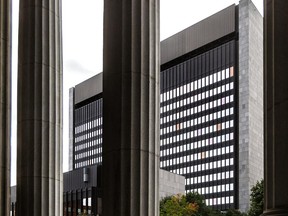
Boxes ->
[160,41,237,210]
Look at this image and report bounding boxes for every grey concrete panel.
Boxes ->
[102,0,160,215]
[238,0,263,212]
[68,88,74,171]
[16,0,63,215]
[75,73,102,104]
[10,186,16,204]
[159,169,185,200]
[161,4,235,64]
[0,0,12,215]
[63,165,99,191]
[263,0,288,214]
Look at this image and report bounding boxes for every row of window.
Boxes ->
[160,95,234,127]
[186,171,234,185]
[161,120,234,145]
[74,157,102,169]
[161,158,234,174]
[191,183,234,196]
[161,132,234,154]
[160,82,234,116]
[75,139,102,152]
[75,130,103,143]
[160,145,234,166]
[160,107,234,135]
[75,117,103,135]
[204,196,234,206]
[82,197,92,207]
[75,148,102,160]
[160,67,234,103]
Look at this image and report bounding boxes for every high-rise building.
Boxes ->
[69,0,263,211]
[69,73,103,171]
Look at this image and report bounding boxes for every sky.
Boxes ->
[10,0,263,186]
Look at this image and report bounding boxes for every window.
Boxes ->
[230,67,234,77]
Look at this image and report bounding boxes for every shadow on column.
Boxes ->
[263,0,288,215]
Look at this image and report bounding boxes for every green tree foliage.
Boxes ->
[185,192,219,216]
[225,209,247,216]
[160,192,248,216]
[160,192,222,216]
[248,179,264,216]
[160,193,199,216]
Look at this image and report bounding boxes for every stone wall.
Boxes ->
[238,0,263,212]
[159,169,185,200]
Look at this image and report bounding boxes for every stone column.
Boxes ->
[263,0,288,215]
[0,0,12,215]
[16,0,63,215]
[103,0,160,215]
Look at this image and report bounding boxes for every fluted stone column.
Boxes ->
[0,0,12,215]
[103,0,160,215]
[16,0,63,215]
[263,0,288,215]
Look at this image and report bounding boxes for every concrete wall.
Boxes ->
[159,169,185,200]
[63,165,100,192]
[68,87,74,171]
[238,0,263,212]
[161,4,235,65]
[74,73,102,104]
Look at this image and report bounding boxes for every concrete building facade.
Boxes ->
[160,1,263,211]
[69,74,103,170]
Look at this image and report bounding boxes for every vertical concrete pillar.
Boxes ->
[16,0,63,215]
[0,0,12,215]
[103,0,160,215]
[68,87,74,171]
[238,0,264,211]
[263,0,288,215]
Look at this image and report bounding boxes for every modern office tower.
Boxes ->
[69,0,263,211]
[69,73,103,170]
[160,39,237,210]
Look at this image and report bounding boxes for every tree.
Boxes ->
[185,192,217,216]
[160,192,221,216]
[248,179,264,216]
[160,193,199,216]
[225,209,247,216]
[160,192,249,216]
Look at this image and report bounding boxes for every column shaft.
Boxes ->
[0,0,12,215]
[103,0,160,215]
[263,0,288,215]
[16,0,63,215]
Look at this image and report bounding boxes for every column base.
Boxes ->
[262,209,288,216]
